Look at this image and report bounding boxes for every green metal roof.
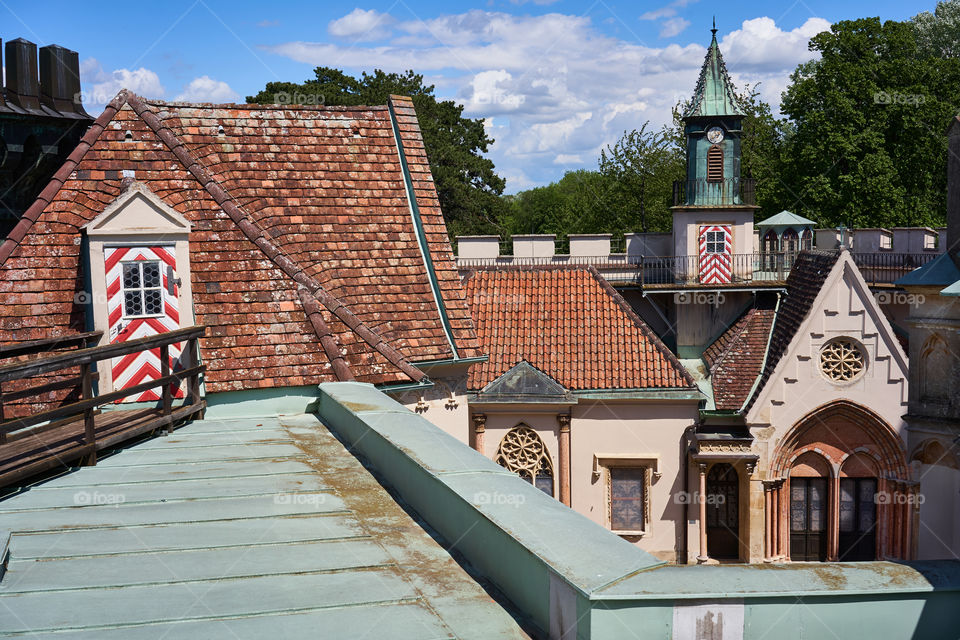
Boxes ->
[895,251,960,287]
[756,210,817,228]
[0,415,527,638]
[473,359,575,404]
[684,23,746,119]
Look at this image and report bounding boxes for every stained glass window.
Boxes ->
[610,467,646,532]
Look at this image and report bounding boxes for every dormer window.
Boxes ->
[707,145,724,182]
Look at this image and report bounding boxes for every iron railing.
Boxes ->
[672,178,756,206]
[458,251,937,287]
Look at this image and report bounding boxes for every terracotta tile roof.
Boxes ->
[0,91,481,391]
[743,249,841,412]
[702,296,777,411]
[464,266,696,391]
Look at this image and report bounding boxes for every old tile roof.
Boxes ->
[0,414,528,638]
[702,295,777,411]
[464,266,695,391]
[0,91,481,390]
[743,249,841,412]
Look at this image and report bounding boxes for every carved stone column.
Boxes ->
[557,414,571,507]
[471,413,486,455]
[828,474,840,561]
[763,481,774,561]
[697,463,709,563]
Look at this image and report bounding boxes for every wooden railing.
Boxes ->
[0,326,206,465]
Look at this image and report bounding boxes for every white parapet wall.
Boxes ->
[568,234,612,257]
[512,234,556,258]
[457,235,501,259]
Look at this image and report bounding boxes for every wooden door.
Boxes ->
[838,478,878,561]
[105,246,183,402]
[790,478,828,561]
[699,225,732,284]
[706,463,740,559]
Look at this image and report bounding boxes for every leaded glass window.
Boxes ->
[609,467,647,532]
[121,261,163,318]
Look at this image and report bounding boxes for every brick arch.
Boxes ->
[788,449,833,478]
[911,439,960,470]
[771,400,907,481]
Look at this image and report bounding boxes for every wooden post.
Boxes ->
[80,362,96,466]
[557,414,571,507]
[697,463,709,563]
[160,343,172,434]
[0,381,5,445]
[188,337,203,418]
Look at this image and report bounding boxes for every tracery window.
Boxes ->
[495,425,554,496]
[820,338,865,383]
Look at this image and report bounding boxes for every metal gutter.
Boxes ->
[377,378,435,394]
[387,99,460,360]
[573,388,703,401]
[412,355,489,367]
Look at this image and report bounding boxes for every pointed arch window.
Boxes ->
[495,425,554,496]
[706,145,724,182]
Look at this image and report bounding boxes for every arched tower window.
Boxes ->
[706,145,724,182]
[495,424,554,496]
[782,228,799,254]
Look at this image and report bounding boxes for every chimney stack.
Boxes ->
[5,38,40,111]
[947,117,960,265]
[40,44,82,114]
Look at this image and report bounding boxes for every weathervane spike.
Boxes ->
[711,16,717,36]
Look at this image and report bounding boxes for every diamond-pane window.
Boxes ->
[121,261,164,318]
[820,339,865,383]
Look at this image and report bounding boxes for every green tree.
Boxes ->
[778,17,960,228]
[598,123,683,234]
[247,68,506,238]
[913,0,960,58]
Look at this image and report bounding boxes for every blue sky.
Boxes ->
[3,0,935,192]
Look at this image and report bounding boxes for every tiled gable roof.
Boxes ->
[743,249,841,412]
[0,91,481,390]
[465,266,695,391]
[702,297,777,411]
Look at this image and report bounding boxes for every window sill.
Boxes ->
[612,530,647,538]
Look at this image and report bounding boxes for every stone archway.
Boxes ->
[767,401,910,561]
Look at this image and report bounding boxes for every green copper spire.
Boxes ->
[684,23,745,118]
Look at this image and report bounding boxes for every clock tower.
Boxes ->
[671,21,759,275]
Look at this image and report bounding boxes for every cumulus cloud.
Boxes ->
[660,17,690,38]
[175,76,241,103]
[266,11,829,191]
[79,57,165,112]
[328,8,395,41]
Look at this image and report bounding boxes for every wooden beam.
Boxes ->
[0,372,99,404]
[0,326,205,382]
[0,331,103,360]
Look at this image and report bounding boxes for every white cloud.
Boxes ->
[266,11,828,192]
[660,17,690,38]
[79,57,165,112]
[175,76,241,103]
[328,8,395,41]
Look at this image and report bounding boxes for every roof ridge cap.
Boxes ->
[126,93,425,383]
[0,89,130,266]
[585,265,697,388]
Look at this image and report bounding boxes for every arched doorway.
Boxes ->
[838,452,879,561]
[706,463,740,559]
[789,451,830,561]
[770,401,909,562]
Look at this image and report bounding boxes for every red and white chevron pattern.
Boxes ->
[105,246,183,402]
[699,225,732,284]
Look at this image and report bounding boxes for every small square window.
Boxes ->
[121,260,165,318]
[704,231,726,254]
[609,467,647,533]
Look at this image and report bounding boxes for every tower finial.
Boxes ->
[711,16,717,37]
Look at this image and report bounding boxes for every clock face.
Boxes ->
[706,126,724,144]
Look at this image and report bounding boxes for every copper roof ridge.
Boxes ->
[126,91,428,383]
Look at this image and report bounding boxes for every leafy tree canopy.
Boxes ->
[247,68,506,238]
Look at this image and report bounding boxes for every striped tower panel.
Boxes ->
[105,246,184,402]
[699,225,733,284]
